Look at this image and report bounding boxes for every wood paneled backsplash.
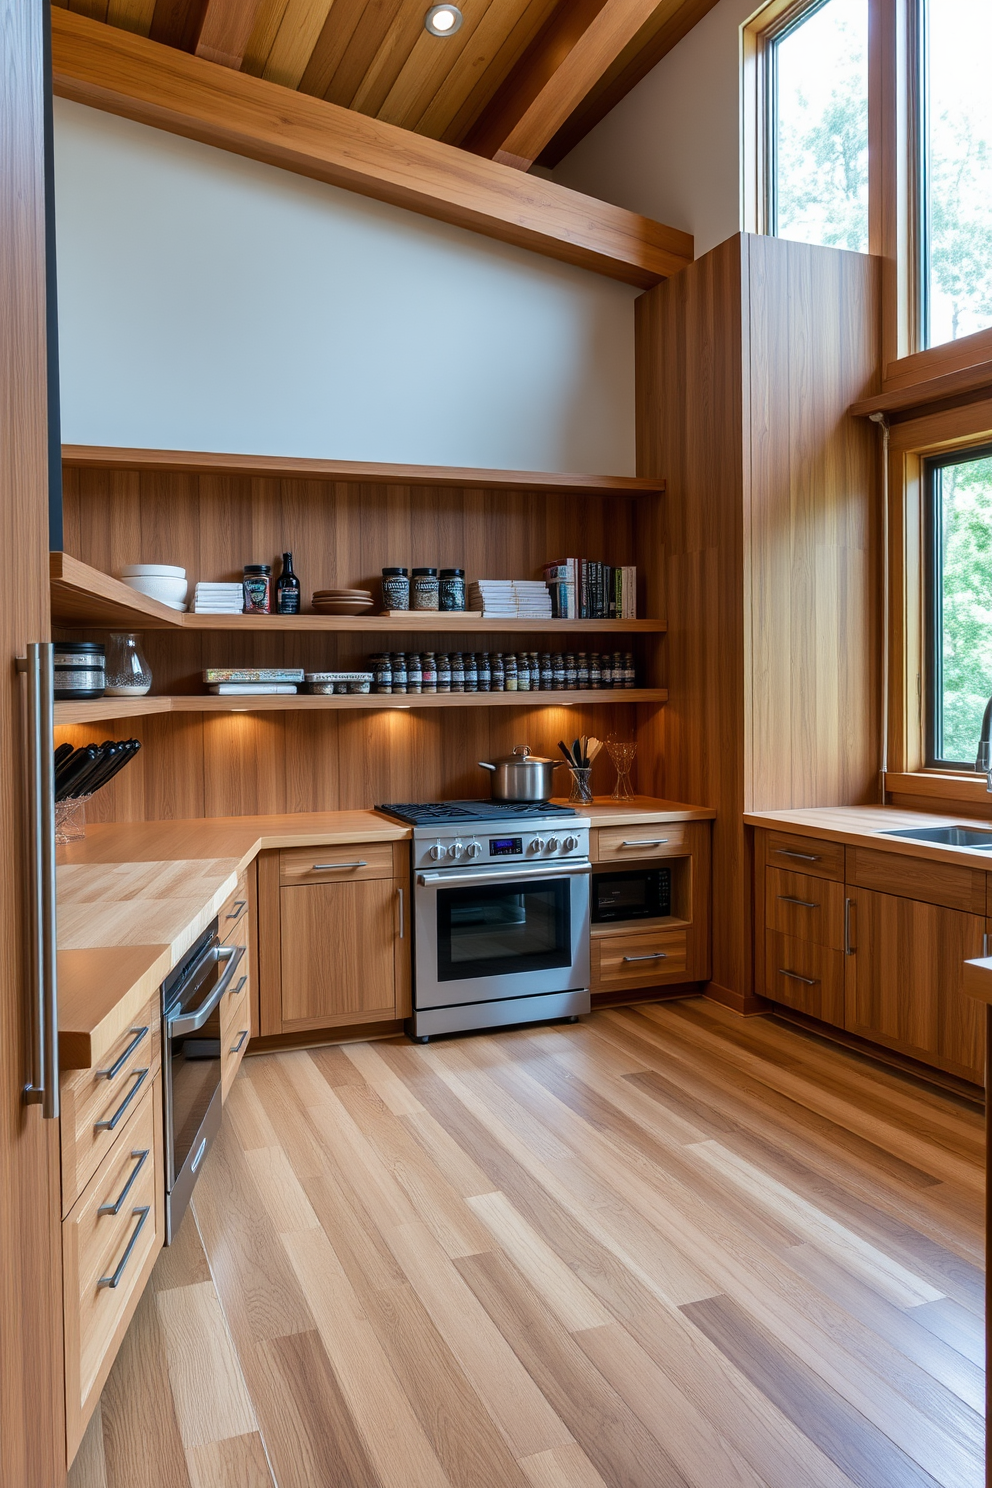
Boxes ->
[59,466,661,821]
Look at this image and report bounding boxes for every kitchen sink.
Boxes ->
[883,824,992,850]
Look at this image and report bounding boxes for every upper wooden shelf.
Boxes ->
[51,554,666,634]
[61,447,665,498]
[55,689,668,725]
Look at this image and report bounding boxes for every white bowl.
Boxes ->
[120,563,186,578]
[122,574,189,605]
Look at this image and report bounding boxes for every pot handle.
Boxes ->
[478,761,496,771]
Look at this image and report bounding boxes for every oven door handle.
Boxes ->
[417,862,591,889]
[168,944,245,1037]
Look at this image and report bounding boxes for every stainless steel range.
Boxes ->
[377,801,591,1042]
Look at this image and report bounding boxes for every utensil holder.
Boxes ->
[55,795,90,844]
[567,766,594,804]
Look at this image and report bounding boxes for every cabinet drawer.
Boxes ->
[221,976,251,1100]
[764,931,845,1025]
[763,830,845,881]
[595,824,687,863]
[280,842,395,886]
[218,873,249,944]
[591,927,687,990]
[61,993,161,1215]
[847,845,987,914]
[764,867,846,950]
[63,1076,163,1462]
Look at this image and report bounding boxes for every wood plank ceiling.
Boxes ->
[52,0,721,169]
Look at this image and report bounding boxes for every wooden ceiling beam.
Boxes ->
[464,0,686,170]
[194,0,268,69]
[51,9,693,287]
[537,0,723,167]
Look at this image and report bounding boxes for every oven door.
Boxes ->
[163,939,244,1239]
[415,861,590,1009]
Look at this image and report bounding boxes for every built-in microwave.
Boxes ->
[591,867,670,924]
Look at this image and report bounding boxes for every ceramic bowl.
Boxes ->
[122,574,189,606]
[120,563,187,578]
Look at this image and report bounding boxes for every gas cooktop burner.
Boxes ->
[376,799,577,827]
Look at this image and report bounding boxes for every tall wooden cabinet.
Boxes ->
[636,233,881,1011]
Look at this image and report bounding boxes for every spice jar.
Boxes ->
[478,653,491,692]
[451,652,465,692]
[243,564,271,614]
[439,569,466,611]
[552,653,565,690]
[411,568,440,611]
[505,654,518,691]
[437,653,451,693]
[422,652,437,694]
[491,653,505,692]
[464,653,478,692]
[407,652,423,694]
[577,653,589,690]
[382,567,410,611]
[516,653,530,691]
[590,652,602,689]
[391,652,408,694]
[540,654,553,691]
[372,654,393,694]
[600,654,613,687]
[565,653,577,689]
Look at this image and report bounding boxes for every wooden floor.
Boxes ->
[69,999,986,1488]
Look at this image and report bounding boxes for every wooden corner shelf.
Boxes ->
[54,689,668,725]
[50,554,184,630]
[61,446,666,498]
[50,554,666,635]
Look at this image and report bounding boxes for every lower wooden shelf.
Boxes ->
[54,689,668,725]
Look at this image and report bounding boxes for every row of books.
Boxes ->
[542,562,637,620]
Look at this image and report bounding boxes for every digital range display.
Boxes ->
[489,837,522,856]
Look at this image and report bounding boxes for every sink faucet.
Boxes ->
[977,695,992,791]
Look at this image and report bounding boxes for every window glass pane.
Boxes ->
[931,451,992,764]
[924,0,992,346]
[773,0,869,253]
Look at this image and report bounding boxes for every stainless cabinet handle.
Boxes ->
[229,1029,248,1055]
[19,644,59,1118]
[95,1068,148,1131]
[779,969,818,986]
[99,1149,149,1216]
[98,1207,150,1289]
[620,839,669,847]
[229,975,247,999]
[225,899,247,919]
[777,895,819,909]
[844,897,854,956]
[168,944,244,1036]
[311,861,367,871]
[96,1026,149,1080]
[397,886,405,939]
[622,952,668,962]
[773,848,820,861]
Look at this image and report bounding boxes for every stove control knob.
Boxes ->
[530,837,546,853]
[562,834,580,852]
[429,841,446,862]
[546,836,560,852]
[450,840,465,859]
[466,841,482,859]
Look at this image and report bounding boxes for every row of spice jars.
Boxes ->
[370,651,637,694]
[381,568,466,612]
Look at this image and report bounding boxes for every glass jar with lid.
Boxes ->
[439,569,466,611]
[411,568,440,611]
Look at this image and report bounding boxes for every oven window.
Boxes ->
[436,879,571,982]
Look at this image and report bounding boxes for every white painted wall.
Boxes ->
[550,0,757,258]
[53,99,637,473]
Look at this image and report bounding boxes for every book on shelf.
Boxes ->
[542,561,636,619]
[208,683,299,695]
[203,668,305,683]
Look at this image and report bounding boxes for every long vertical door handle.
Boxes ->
[397,886,405,939]
[844,897,855,957]
[19,642,59,1117]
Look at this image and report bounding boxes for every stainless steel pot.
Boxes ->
[478,745,561,802]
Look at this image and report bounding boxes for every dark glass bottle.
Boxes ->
[276,552,301,614]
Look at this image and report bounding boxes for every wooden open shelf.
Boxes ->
[62,446,665,498]
[50,555,666,635]
[54,689,668,725]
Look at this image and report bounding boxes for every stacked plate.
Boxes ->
[120,563,188,611]
[312,587,374,615]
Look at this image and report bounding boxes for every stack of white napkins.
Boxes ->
[194,582,244,614]
[468,579,553,618]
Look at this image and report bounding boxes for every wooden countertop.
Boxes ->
[56,799,711,1065]
[744,803,992,873]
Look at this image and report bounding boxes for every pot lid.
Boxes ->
[485,744,558,767]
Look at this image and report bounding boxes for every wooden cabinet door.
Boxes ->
[845,889,985,1083]
[280,879,398,1031]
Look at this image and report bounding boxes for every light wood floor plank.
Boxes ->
[155,1280,257,1450]
[185,1432,274,1488]
[519,1444,611,1488]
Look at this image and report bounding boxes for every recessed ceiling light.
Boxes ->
[425,4,462,36]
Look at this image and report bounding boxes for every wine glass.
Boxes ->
[606,736,637,800]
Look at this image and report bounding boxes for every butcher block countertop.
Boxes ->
[744,803,992,872]
[55,799,711,1063]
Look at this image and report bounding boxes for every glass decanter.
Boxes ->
[104,632,152,696]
